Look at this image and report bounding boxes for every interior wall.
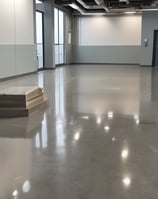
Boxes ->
[140,11,158,66]
[0,0,37,79]
[72,15,141,64]
[79,16,141,46]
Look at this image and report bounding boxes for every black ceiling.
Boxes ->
[55,0,158,14]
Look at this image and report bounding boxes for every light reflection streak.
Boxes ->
[55,69,66,151]
[12,190,18,199]
[122,176,131,187]
[107,111,113,119]
[74,131,80,141]
[104,125,110,132]
[97,116,102,124]
[22,180,31,193]
[42,114,48,148]
[121,149,129,159]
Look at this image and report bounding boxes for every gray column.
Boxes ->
[44,0,55,69]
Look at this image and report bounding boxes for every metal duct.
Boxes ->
[152,0,158,5]
[69,2,107,15]
[94,0,104,5]
[76,0,109,12]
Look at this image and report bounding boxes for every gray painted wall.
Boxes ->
[72,46,140,64]
[140,11,158,66]
[44,0,55,68]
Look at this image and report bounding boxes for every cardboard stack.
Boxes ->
[0,87,48,117]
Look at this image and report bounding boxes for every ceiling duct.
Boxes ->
[76,0,109,12]
[94,0,104,5]
[152,0,158,5]
[70,1,142,15]
[69,2,107,15]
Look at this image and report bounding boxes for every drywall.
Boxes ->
[0,0,36,79]
[15,0,34,44]
[0,1,15,45]
[140,11,158,66]
[72,15,141,64]
[79,16,141,46]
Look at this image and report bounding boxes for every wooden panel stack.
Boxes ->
[0,87,48,117]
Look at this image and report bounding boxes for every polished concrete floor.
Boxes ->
[0,64,158,198]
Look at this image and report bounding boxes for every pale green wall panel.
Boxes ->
[72,46,140,64]
[0,45,16,78]
[15,45,37,75]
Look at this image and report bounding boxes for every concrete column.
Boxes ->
[44,0,55,69]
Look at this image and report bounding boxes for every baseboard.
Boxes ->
[0,71,37,82]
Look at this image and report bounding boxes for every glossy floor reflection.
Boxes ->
[1,65,158,198]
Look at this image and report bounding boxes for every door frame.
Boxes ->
[152,30,158,67]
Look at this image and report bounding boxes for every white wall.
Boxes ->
[0,0,36,79]
[15,0,34,44]
[0,0,15,45]
[78,15,142,46]
[0,0,34,45]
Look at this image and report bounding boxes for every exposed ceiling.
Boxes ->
[55,0,158,15]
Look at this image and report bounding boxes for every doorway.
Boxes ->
[36,11,44,69]
[153,30,158,67]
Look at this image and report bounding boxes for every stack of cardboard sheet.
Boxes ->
[0,87,48,117]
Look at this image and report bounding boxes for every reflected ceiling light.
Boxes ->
[81,116,89,120]
[134,114,140,125]
[121,149,129,159]
[22,180,31,193]
[97,117,102,124]
[108,111,113,119]
[104,125,110,132]
[112,137,116,142]
[134,114,139,120]
[12,190,18,197]
[122,177,131,187]
[74,132,80,141]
